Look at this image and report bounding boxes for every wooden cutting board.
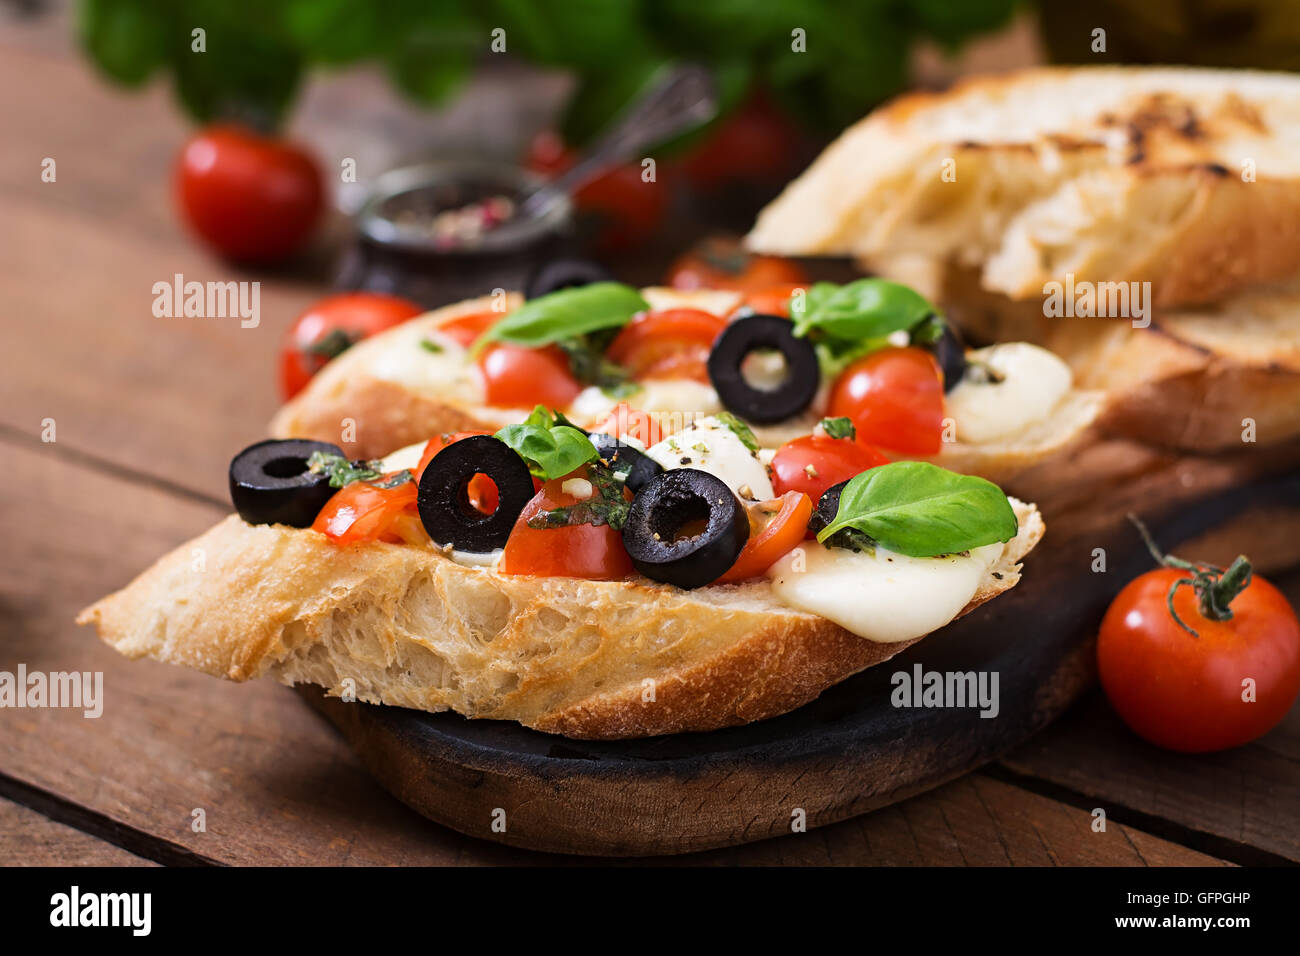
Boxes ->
[298,438,1300,856]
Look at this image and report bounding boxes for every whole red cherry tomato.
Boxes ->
[1098,527,1300,753]
[771,424,890,502]
[827,347,945,456]
[176,125,324,263]
[279,292,423,399]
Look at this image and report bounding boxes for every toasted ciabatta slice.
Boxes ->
[748,67,1300,309]
[1044,281,1300,451]
[269,287,1102,483]
[884,259,1300,452]
[77,503,1042,739]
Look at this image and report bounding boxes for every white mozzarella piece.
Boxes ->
[378,440,427,474]
[944,343,1072,443]
[568,380,722,428]
[366,323,473,392]
[766,541,1005,643]
[450,548,504,568]
[645,416,773,500]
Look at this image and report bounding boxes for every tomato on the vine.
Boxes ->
[827,347,945,456]
[1098,530,1300,753]
[498,466,634,580]
[605,308,727,382]
[176,125,324,264]
[279,292,423,399]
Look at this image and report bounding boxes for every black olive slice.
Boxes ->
[807,479,850,538]
[229,438,346,528]
[622,469,749,589]
[417,435,534,552]
[707,313,820,423]
[931,321,967,393]
[589,432,664,493]
[524,258,611,299]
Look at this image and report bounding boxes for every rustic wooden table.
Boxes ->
[2,9,1296,867]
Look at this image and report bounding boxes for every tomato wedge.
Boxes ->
[311,476,421,546]
[498,466,634,580]
[770,431,890,502]
[590,403,678,447]
[828,347,945,456]
[416,431,499,513]
[718,491,813,583]
[605,308,727,382]
[737,282,807,318]
[439,310,499,347]
[477,342,581,409]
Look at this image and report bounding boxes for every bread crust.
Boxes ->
[78,504,1043,739]
[748,66,1300,309]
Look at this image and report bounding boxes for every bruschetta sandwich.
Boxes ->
[79,406,1043,739]
[269,277,1103,483]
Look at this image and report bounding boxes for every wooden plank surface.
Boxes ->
[0,797,156,867]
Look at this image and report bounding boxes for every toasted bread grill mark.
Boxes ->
[748,66,1300,308]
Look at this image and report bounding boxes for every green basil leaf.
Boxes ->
[791,279,937,343]
[480,282,648,350]
[817,461,1018,558]
[494,422,598,481]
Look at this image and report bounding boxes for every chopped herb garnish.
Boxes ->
[715,411,759,453]
[419,338,444,354]
[820,416,856,440]
[527,463,631,531]
[307,451,411,489]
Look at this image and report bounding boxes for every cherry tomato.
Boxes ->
[439,310,499,348]
[718,492,813,583]
[771,432,890,502]
[416,431,499,514]
[498,466,634,580]
[477,343,581,409]
[590,403,676,447]
[1098,567,1300,753]
[738,282,807,318]
[828,347,944,456]
[280,292,423,399]
[176,124,324,264]
[666,236,807,294]
[605,308,727,382]
[311,476,421,546]
[526,130,666,252]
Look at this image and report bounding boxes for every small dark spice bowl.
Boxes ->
[335,160,576,308]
